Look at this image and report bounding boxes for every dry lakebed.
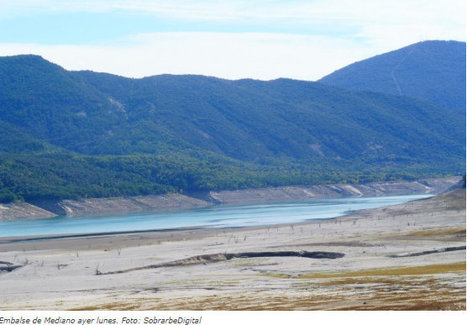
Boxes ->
[0,187,465,310]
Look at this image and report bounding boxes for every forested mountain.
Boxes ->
[0,42,465,203]
[319,40,466,110]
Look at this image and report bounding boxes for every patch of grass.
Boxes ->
[258,262,466,280]
[407,227,465,237]
[297,262,466,279]
[70,302,143,311]
[316,277,414,286]
[258,273,290,279]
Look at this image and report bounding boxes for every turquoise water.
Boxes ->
[0,194,429,238]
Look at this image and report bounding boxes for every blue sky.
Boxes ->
[0,11,361,44]
[0,0,464,80]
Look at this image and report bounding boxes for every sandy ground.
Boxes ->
[0,189,465,310]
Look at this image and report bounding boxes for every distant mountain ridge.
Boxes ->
[0,41,465,203]
[1,55,463,161]
[319,40,466,110]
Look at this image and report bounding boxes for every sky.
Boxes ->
[0,0,465,80]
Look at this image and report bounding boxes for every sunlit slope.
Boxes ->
[319,40,466,110]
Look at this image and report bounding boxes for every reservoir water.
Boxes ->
[0,194,430,238]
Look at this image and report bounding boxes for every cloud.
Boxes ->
[0,32,379,80]
[0,0,464,80]
[1,0,464,28]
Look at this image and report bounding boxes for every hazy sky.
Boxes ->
[0,0,465,80]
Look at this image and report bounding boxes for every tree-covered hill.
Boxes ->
[2,57,463,163]
[319,40,466,110]
[0,42,465,203]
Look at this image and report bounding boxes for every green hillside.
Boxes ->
[0,44,465,203]
[319,40,466,110]
[63,71,466,163]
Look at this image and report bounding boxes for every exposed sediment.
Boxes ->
[0,201,56,221]
[0,188,464,310]
[388,246,466,258]
[0,193,211,221]
[0,176,461,221]
[207,176,461,204]
[58,193,211,217]
[99,251,345,275]
[0,261,22,272]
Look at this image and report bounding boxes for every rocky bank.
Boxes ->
[0,176,461,221]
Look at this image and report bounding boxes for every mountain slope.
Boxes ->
[319,40,466,110]
[70,72,465,165]
[1,55,464,165]
[0,46,465,203]
[0,120,57,154]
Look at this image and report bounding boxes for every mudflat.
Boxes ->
[0,189,465,310]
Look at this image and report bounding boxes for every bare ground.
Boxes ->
[0,188,465,310]
[1,176,460,221]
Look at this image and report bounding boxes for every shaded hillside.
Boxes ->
[0,120,56,154]
[1,56,462,164]
[319,41,466,110]
[0,47,465,203]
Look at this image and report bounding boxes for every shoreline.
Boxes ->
[0,188,464,310]
[0,218,340,251]
[0,176,461,222]
[0,193,432,243]
[0,189,457,250]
